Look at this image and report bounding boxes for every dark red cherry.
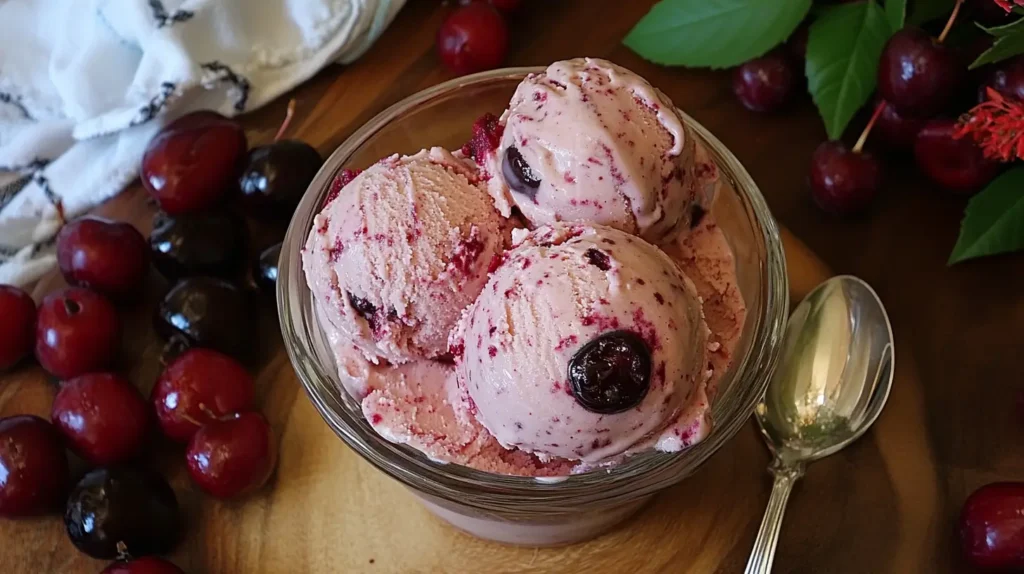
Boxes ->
[873,98,927,152]
[567,330,652,414]
[154,277,255,360]
[809,141,882,215]
[0,285,36,371]
[238,140,323,219]
[149,210,248,282]
[914,120,1001,194]
[35,287,120,379]
[141,111,247,215]
[101,557,185,574]
[988,56,1024,102]
[186,412,276,499]
[877,27,966,117]
[56,217,149,300]
[958,482,1024,571]
[0,415,70,517]
[253,243,281,295]
[733,51,798,113]
[52,373,149,466]
[437,3,509,75]
[502,146,541,199]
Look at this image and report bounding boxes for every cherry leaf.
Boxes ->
[949,167,1024,264]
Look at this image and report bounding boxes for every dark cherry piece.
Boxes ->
[64,467,181,560]
[52,373,149,466]
[186,412,277,499]
[0,415,70,517]
[141,111,247,215]
[914,120,1000,194]
[958,482,1024,571]
[567,330,652,414]
[877,27,966,118]
[460,113,503,162]
[149,210,248,282]
[502,146,541,199]
[437,3,509,76]
[809,141,882,215]
[987,56,1024,102]
[101,557,185,574]
[238,140,323,218]
[732,50,797,113]
[155,277,255,360]
[56,217,149,299]
[873,98,926,152]
[0,285,36,371]
[35,287,120,379]
[152,348,255,443]
[254,243,282,295]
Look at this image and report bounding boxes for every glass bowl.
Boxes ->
[278,67,788,546]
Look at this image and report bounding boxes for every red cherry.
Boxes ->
[809,141,882,215]
[152,348,255,443]
[877,28,966,117]
[0,415,70,517]
[56,217,149,300]
[988,56,1024,102]
[873,98,926,152]
[958,482,1024,571]
[914,120,1001,194]
[141,111,247,215]
[52,373,149,466]
[186,412,276,499]
[35,287,120,379]
[101,557,185,574]
[733,50,798,113]
[437,3,509,76]
[0,285,36,371]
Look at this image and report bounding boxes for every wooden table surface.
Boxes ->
[3,1,1021,572]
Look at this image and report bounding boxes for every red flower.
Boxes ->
[954,87,1024,163]
[994,0,1024,12]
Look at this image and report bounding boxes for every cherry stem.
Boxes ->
[853,100,886,154]
[273,99,297,142]
[938,0,963,44]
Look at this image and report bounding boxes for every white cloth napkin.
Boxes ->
[0,0,405,287]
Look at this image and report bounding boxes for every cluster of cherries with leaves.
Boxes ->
[0,104,323,572]
[734,0,1022,217]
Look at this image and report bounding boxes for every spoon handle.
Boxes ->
[744,461,805,574]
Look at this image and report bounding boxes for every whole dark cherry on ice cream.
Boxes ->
[437,2,509,75]
[51,372,150,466]
[35,287,120,379]
[0,415,70,517]
[101,557,185,574]
[567,330,652,414]
[142,111,247,215]
[186,411,277,499]
[56,217,149,300]
[0,285,36,371]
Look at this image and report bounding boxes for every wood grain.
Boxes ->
[1,1,1016,572]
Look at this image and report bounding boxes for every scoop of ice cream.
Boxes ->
[451,223,711,463]
[481,58,716,244]
[303,147,508,365]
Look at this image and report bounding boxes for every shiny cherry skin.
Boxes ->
[914,120,1001,194]
[141,111,247,215]
[567,331,652,414]
[253,243,281,295]
[149,210,248,282]
[152,348,255,443]
[64,467,181,560]
[56,217,149,300]
[238,141,323,218]
[0,415,70,517]
[733,50,798,112]
[154,277,255,360]
[35,287,120,379]
[987,56,1024,102]
[809,141,882,215]
[186,412,276,499]
[52,373,149,466]
[877,27,966,117]
[437,3,509,76]
[873,98,926,152]
[0,285,36,371]
[101,557,185,574]
[958,482,1024,571]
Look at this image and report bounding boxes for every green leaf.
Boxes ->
[623,0,813,69]
[886,0,906,31]
[970,17,1024,68]
[806,1,893,140]
[949,168,1024,264]
[907,0,955,25]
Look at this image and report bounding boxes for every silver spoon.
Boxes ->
[744,275,894,574]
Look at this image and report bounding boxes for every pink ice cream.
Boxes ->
[450,224,712,464]
[479,58,717,245]
[303,147,507,365]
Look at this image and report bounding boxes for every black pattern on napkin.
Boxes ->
[200,61,251,112]
[130,82,178,126]
[149,0,195,28]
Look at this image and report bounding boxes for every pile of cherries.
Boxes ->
[435,0,522,75]
[732,0,1022,215]
[0,105,320,572]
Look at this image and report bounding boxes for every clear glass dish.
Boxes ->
[278,68,789,546]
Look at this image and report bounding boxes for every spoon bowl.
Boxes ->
[745,275,894,574]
